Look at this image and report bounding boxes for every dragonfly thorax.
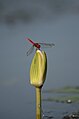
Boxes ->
[34,43,40,49]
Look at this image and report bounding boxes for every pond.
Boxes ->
[0,13,79,119]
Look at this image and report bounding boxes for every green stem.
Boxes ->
[36,88,41,119]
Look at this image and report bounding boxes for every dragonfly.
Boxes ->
[26,37,55,56]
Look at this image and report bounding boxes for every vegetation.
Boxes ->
[43,86,79,93]
[43,86,79,103]
[43,95,79,103]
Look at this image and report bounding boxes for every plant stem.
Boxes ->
[36,88,41,119]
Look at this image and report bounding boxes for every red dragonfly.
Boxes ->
[26,37,55,56]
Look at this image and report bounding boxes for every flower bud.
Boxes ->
[30,50,47,88]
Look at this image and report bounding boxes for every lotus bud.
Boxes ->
[30,50,47,88]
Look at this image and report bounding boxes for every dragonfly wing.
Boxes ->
[26,45,34,56]
[39,43,55,48]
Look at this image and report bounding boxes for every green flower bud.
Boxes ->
[30,50,47,88]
